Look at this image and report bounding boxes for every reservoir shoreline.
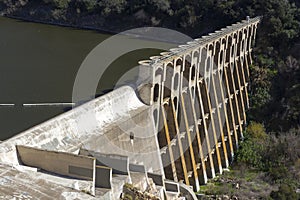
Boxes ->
[1,13,118,35]
[0,14,186,45]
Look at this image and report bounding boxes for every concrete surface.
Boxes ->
[16,145,95,181]
[0,163,95,199]
[0,18,260,199]
[96,166,112,189]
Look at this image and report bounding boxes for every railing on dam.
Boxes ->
[138,17,260,191]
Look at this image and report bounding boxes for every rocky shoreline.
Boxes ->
[0,0,208,39]
[1,12,189,45]
[0,12,119,35]
[0,1,146,35]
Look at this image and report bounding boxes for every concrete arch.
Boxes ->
[155,67,164,79]
[175,58,183,71]
[192,50,200,65]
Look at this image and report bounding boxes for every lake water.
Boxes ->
[0,16,165,140]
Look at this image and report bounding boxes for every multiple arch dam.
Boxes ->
[137,17,260,191]
[0,17,260,199]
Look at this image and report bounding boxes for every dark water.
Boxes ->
[0,17,162,140]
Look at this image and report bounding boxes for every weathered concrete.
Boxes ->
[96,166,112,189]
[165,180,179,193]
[130,172,149,191]
[148,172,164,186]
[179,183,198,200]
[0,17,260,198]
[0,163,95,199]
[111,175,130,200]
[0,86,163,175]
[80,149,129,175]
[16,145,96,181]
[0,86,164,199]
[129,163,146,173]
[138,16,260,191]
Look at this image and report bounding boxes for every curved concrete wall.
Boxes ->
[0,86,163,175]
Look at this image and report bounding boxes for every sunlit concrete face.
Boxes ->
[138,17,260,191]
[0,17,260,198]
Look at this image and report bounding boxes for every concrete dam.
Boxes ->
[0,17,260,199]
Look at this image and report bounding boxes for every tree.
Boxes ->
[43,0,70,9]
[98,0,127,16]
[236,122,268,169]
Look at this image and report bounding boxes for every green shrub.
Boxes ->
[270,183,298,200]
[43,0,69,9]
[81,0,98,12]
[236,122,268,169]
[268,166,288,182]
[98,0,127,16]
[245,122,268,140]
[236,139,265,169]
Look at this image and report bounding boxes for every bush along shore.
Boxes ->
[0,0,128,34]
[0,0,253,37]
